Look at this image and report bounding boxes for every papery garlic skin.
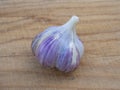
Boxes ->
[31,16,84,72]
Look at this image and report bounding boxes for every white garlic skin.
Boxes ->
[31,16,84,72]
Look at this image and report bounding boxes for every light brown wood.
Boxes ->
[0,0,120,90]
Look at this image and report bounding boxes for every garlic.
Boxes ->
[31,16,84,72]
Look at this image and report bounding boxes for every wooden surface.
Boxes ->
[0,0,120,90]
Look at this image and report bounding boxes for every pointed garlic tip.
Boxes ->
[70,15,79,23]
[64,15,79,29]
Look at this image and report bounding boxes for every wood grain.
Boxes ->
[0,0,120,90]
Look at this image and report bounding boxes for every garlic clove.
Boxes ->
[31,16,84,72]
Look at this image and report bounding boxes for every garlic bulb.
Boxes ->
[31,16,84,72]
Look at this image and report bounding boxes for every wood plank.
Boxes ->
[0,0,120,90]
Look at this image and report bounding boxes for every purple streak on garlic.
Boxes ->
[31,16,84,72]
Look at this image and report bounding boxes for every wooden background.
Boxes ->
[0,0,120,90]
